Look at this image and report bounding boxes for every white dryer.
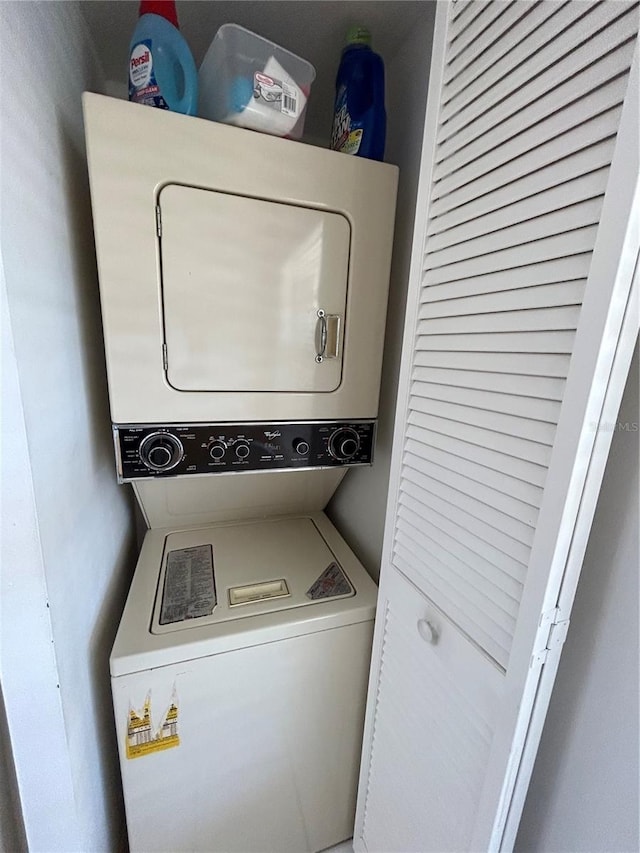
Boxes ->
[111,513,377,853]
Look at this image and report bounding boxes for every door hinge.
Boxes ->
[162,343,168,371]
[156,205,162,238]
[530,608,570,668]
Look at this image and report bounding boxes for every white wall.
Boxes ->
[516,342,639,852]
[0,687,25,853]
[0,3,137,849]
[327,7,435,579]
[1,253,79,851]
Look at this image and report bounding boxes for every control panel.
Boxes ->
[114,421,376,482]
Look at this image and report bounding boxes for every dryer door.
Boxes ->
[159,184,350,393]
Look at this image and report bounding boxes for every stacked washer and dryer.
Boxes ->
[83,93,397,853]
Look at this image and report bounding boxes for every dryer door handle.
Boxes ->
[315,311,341,363]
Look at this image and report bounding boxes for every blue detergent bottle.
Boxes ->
[129,0,197,115]
[330,26,386,161]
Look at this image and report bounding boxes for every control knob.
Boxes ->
[235,442,251,460]
[208,440,227,461]
[139,432,183,473]
[293,438,310,456]
[328,427,360,461]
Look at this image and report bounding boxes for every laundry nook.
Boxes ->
[1,3,638,852]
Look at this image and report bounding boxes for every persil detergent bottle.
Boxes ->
[330,26,386,161]
[129,0,197,115]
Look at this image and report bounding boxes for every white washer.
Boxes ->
[111,512,377,853]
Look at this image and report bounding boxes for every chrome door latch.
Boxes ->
[315,309,341,363]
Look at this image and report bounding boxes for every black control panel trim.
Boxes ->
[114,420,376,483]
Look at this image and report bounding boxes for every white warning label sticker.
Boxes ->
[306,562,354,600]
[160,545,216,624]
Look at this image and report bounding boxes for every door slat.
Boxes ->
[437,4,637,151]
[412,365,566,402]
[413,349,572,377]
[435,40,635,181]
[403,438,544,530]
[440,2,632,131]
[411,379,561,423]
[420,281,586,318]
[428,169,609,249]
[447,1,510,61]
[443,1,566,97]
[424,228,598,284]
[422,256,591,303]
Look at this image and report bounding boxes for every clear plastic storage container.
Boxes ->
[198,24,316,139]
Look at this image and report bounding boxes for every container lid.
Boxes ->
[346,25,372,46]
[139,0,179,28]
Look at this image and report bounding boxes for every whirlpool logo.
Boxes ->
[263,431,282,440]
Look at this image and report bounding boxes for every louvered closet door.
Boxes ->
[355,2,639,851]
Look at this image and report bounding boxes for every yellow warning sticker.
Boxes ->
[126,689,180,760]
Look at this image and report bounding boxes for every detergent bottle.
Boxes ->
[128,0,198,115]
[330,26,386,161]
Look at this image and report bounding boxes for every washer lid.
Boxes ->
[110,512,377,677]
[151,517,355,635]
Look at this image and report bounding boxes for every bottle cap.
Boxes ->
[346,25,371,46]
[139,0,179,28]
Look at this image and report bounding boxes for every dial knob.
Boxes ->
[208,440,227,461]
[148,445,172,468]
[235,442,250,460]
[293,438,310,456]
[328,427,361,461]
[139,432,183,472]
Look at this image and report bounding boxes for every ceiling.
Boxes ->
[80,0,430,143]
